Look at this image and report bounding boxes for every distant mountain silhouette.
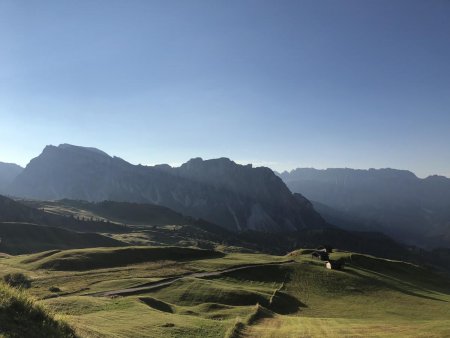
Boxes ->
[7,144,328,232]
[279,168,450,248]
[0,162,23,193]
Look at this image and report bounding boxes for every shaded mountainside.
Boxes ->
[0,195,127,254]
[44,199,189,226]
[21,200,422,264]
[0,195,128,233]
[0,223,124,255]
[7,144,327,232]
[0,162,23,194]
[279,168,450,248]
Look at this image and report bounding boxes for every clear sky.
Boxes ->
[1,0,449,177]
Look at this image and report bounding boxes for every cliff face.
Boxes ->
[8,144,327,232]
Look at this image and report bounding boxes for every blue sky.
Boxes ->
[1,0,449,177]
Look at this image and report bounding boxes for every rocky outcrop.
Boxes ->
[8,144,328,232]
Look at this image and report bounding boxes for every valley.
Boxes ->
[0,194,449,337]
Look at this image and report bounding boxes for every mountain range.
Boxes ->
[279,168,450,248]
[3,144,327,233]
[2,144,450,250]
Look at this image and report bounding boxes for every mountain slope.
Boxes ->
[0,162,23,194]
[8,144,327,232]
[279,168,450,248]
[0,195,128,233]
[19,198,417,260]
[0,222,124,255]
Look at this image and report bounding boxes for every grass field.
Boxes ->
[0,247,449,337]
[0,281,76,338]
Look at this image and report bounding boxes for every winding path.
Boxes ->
[89,260,295,297]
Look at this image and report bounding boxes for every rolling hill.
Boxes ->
[15,194,445,265]
[23,246,224,271]
[0,194,128,234]
[0,195,127,255]
[1,195,445,270]
[0,246,448,337]
[0,222,125,255]
[16,198,420,261]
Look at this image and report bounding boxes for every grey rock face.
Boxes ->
[8,144,327,232]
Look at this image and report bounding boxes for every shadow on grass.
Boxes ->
[270,291,307,314]
[139,297,174,313]
[344,268,448,303]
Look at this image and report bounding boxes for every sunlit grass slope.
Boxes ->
[1,247,449,337]
[0,282,76,338]
[243,251,450,337]
[21,246,224,271]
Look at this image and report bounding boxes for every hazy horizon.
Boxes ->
[1,1,449,178]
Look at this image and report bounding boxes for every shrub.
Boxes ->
[49,286,61,293]
[3,273,32,289]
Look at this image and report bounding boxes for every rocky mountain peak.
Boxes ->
[6,144,328,233]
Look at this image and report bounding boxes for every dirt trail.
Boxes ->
[89,260,295,297]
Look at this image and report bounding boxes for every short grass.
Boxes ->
[19,246,224,271]
[144,277,274,307]
[64,298,229,338]
[0,282,76,338]
[244,316,450,338]
[0,247,449,337]
[243,250,450,337]
[187,252,289,270]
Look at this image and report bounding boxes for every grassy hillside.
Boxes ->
[0,246,448,337]
[19,199,262,252]
[4,196,450,282]
[51,200,189,226]
[21,246,225,271]
[244,251,450,337]
[0,222,125,255]
[0,195,128,233]
[0,282,75,338]
[19,198,441,268]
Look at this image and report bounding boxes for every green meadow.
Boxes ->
[1,246,449,337]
